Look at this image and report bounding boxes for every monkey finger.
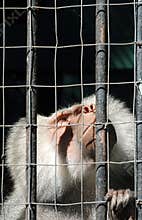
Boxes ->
[110,190,118,211]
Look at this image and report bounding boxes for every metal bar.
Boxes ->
[0,0,6,215]
[26,0,38,219]
[136,0,142,219]
[95,0,107,219]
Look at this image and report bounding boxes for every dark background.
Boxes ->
[0,0,134,197]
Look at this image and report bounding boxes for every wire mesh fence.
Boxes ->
[0,0,141,219]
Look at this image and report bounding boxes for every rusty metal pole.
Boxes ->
[26,0,38,219]
[136,1,142,219]
[95,1,107,219]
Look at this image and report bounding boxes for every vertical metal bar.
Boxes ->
[80,1,84,219]
[53,0,58,216]
[26,0,38,219]
[95,1,107,219]
[1,0,5,217]
[136,1,142,219]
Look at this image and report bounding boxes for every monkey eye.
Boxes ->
[59,117,67,122]
[56,114,68,123]
[56,116,71,127]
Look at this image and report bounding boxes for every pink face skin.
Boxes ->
[48,104,96,165]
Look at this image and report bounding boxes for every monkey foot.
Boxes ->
[106,189,135,220]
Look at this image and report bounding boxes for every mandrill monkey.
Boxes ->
[0,95,135,219]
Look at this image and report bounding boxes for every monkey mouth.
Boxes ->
[86,138,96,148]
[80,124,96,157]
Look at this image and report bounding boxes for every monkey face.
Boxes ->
[66,105,96,180]
[47,104,96,181]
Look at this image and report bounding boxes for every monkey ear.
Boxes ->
[106,120,117,154]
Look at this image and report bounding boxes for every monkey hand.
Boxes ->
[106,189,135,220]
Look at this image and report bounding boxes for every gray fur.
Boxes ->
[0,95,135,220]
